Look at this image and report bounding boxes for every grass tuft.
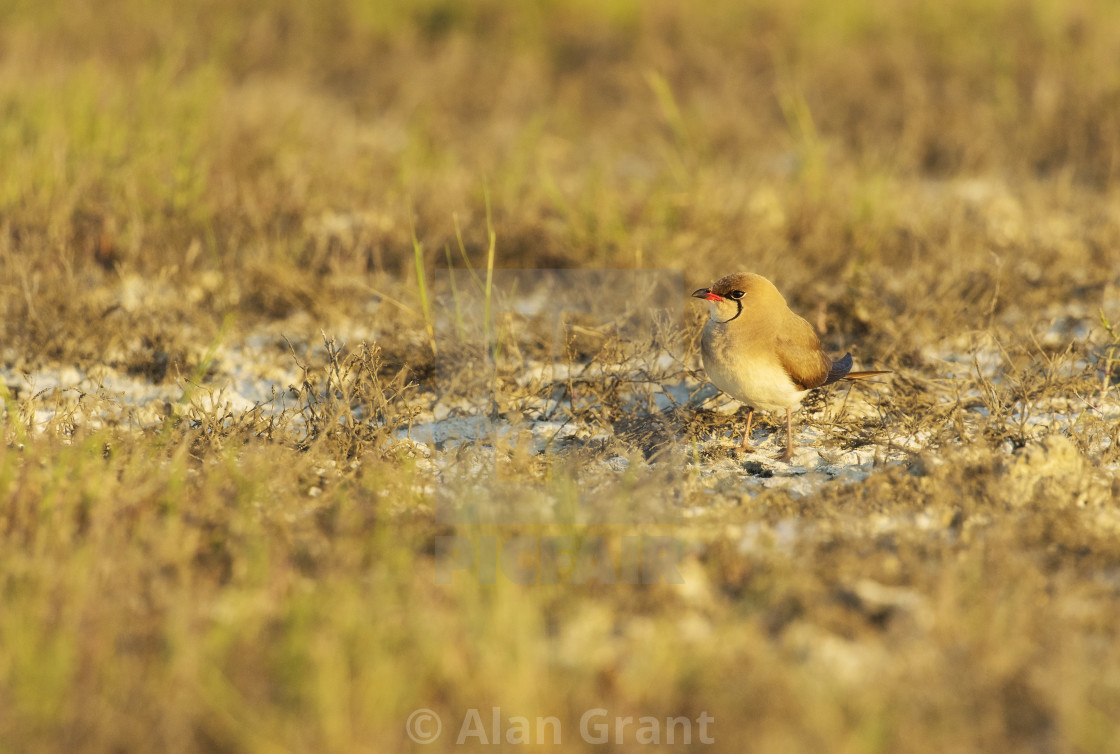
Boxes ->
[3,1,1120,751]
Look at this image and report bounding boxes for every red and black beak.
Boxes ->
[692,287,723,302]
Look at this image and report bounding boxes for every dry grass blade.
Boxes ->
[3,1,1120,752]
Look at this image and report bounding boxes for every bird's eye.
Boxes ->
[728,290,746,300]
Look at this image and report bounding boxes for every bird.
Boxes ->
[692,272,889,463]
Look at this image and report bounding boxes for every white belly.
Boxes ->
[702,327,808,413]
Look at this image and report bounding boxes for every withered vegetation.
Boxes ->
[2,1,1120,752]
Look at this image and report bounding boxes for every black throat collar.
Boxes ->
[717,298,743,324]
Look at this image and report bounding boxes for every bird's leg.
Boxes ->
[777,407,794,463]
[734,408,756,453]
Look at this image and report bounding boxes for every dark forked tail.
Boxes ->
[822,353,891,386]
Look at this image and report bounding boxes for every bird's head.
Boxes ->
[691,273,780,321]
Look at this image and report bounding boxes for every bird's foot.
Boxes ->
[733,443,756,455]
[775,448,793,464]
